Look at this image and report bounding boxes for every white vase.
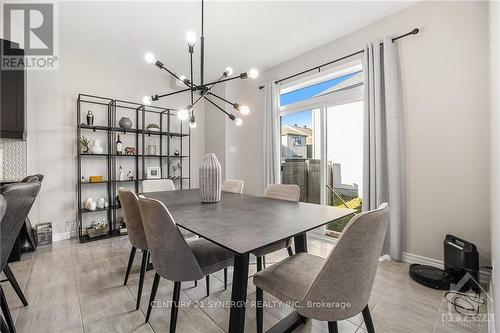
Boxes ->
[199,153,221,203]
[91,140,104,154]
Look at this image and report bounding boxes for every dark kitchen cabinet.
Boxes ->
[0,39,26,140]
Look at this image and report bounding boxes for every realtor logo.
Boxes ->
[2,2,59,70]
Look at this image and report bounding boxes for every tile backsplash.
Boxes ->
[0,139,27,180]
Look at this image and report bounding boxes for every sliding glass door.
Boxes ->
[278,63,364,237]
[325,101,363,236]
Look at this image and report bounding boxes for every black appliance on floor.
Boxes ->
[409,234,479,292]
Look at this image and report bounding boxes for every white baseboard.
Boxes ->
[402,251,490,285]
[52,231,70,242]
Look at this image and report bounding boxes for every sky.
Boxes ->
[280,71,359,128]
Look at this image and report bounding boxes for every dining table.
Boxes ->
[145,188,355,333]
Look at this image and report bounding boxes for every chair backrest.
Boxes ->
[21,174,44,183]
[221,179,244,194]
[138,197,204,282]
[0,195,6,227]
[263,184,300,202]
[118,188,148,250]
[142,179,175,193]
[0,182,41,270]
[299,203,389,321]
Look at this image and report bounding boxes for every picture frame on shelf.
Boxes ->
[147,167,161,179]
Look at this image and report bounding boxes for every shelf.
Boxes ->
[80,153,109,157]
[111,127,189,137]
[79,124,110,131]
[81,180,108,184]
[77,94,191,243]
[79,229,124,243]
[80,207,112,214]
[78,124,189,137]
[142,155,189,158]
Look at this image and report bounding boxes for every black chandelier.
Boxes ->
[142,0,258,128]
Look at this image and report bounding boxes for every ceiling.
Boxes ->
[61,1,417,83]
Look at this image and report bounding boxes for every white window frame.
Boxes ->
[278,60,364,206]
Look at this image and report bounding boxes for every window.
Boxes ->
[279,60,363,237]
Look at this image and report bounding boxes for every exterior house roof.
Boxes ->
[282,124,313,144]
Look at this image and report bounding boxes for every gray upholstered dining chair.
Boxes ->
[118,188,150,311]
[221,179,244,194]
[19,174,44,251]
[253,203,389,333]
[137,197,234,330]
[216,179,244,292]
[0,181,42,333]
[251,184,300,271]
[142,179,175,193]
[0,195,9,333]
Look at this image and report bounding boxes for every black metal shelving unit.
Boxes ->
[76,93,191,243]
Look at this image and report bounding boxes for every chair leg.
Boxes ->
[205,275,210,297]
[256,286,263,333]
[1,314,11,333]
[362,305,375,333]
[328,321,338,333]
[194,280,197,287]
[0,286,15,333]
[3,265,28,306]
[124,246,137,286]
[145,273,161,323]
[136,250,148,310]
[262,255,266,269]
[287,246,293,256]
[224,268,228,290]
[256,256,263,272]
[169,281,181,333]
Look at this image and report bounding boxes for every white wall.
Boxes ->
[221,1,491,263]
[9,2,206,237]
[489,1,499,331]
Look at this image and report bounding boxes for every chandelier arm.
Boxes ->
[204,96,235,120]
[157,63,194,89]
[209,93,236,107]
[197,75,244,90]
[156,87,192,99]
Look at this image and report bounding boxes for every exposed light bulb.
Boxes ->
[144,52,156,64]
[177,108,189,121]
[142,96,152,105]
[235,117,243,126]
[248,68,259,79]
[189,115,197,128]
[225,67,234,76]
[185,31,197,46]
[238,105,250,115]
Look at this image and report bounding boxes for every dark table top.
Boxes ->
[144,189,355,255]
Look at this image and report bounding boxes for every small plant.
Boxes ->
[80,136,93,153]
[146,123,160,131]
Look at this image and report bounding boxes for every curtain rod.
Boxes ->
[258,28,419,90]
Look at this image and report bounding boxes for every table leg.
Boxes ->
[294,233,308,253]
[228,253,249,333]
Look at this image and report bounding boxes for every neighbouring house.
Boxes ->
[281,124,313,158]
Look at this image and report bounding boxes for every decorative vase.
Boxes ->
[87,110,94,126]
[147,139,156,155]
[91,140,104,154]
[119,117,133,129]
[199,153,222,203]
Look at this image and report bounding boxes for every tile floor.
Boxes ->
[1,236,490,333]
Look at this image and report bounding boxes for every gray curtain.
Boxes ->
[262,80,281,189]
[362,37,405,261]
